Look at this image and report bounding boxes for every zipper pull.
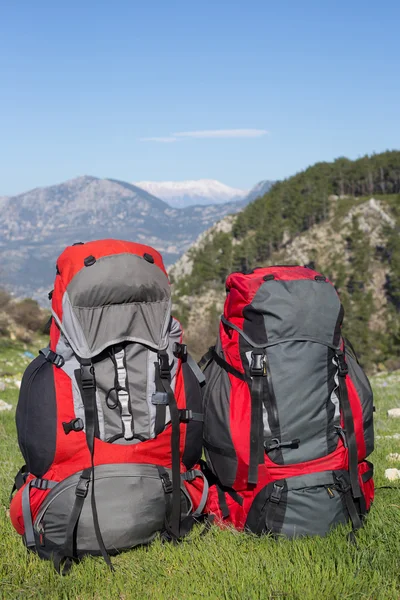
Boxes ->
[325,485,335,499]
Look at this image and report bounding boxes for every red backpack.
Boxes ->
[10,240,208,573]
[201,266,374,537]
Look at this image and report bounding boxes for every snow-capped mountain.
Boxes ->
[0,176,251,302]
[133,179,247,208]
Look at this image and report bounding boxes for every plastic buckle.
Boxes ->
[80,364,95,389]
[158,353,171,379]
[334,474,350,493]
[33,478,49,491]
[53,354,65,368]
[160,473,173,494]
[173,343,188,360]
[63,418,84,435]
[250,351,264,376]
[179,409,193,423]
[335,351,348,377]
[75,476,90,498]
[270,483,283,504]
[182,470,196,482]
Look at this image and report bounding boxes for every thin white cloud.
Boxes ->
[139,136,178,143]
[139,128,268,142]
[174,128,269,139]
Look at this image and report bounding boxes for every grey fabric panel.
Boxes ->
[71,299,171,358]
[277,470,349,538]
[251,279,342,346]
[203,338,237,487]
[60,253,171,359]
[34,464,168,551]
[56,297,91,358]
[346,353,374,457]
[67,253,170,307]
[266,341,331,463]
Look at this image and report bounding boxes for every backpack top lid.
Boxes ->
[51,239,171,359]
[223,265,342,348]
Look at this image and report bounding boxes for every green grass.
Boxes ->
[1,340,400,599]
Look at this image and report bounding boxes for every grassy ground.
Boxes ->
[0,339,400,600]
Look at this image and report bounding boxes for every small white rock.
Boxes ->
[14,379,21,389]
[376,433,400,439]
[0,399,13,412]
[387,408,400,418]
[386,453,400,462]
[385,468,400,481]
[0,381,6,391]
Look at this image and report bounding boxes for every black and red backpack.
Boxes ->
[10,239,208,572]
[201,266,374,537]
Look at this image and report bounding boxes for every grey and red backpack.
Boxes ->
[201,266,374,538]
[10,240,208,573]
[10,249,374,572]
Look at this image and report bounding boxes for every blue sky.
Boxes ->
[0,0,399,196]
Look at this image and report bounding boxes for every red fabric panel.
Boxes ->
[57,239,168,287]
[358,461,374,510]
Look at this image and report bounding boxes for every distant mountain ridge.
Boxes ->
[133,179,247,208]
[0,175,263,302]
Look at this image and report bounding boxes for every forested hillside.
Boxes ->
[172,151,400,370]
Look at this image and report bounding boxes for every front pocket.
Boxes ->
[245,470,351,538]
[34,463,190,555]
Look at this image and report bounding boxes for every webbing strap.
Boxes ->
[249,373,263,485]
[198,347,215,371]
[158,375,181,539]
[22,478,57,549]
[10,465,28,503]
[343,488,362,532]
[335,350,362,499]
[59,468,91,569]
[186,354,206,385]
[210,349,246,381]
[114,349,134,441]
[75,363,114,571]
[154,363,167,436]
[181,470,209,517]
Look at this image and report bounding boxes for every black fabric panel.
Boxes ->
[16,355,57,477]
[181,361,203,469]
[245,482,274,533]
[242,304,268,346]
[203,345,237,487]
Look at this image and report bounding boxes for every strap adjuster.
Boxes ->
[80,364,95,389]
[250,351,265,377]
[181,470,196,482]
[32,478,50,491]
[40,347,65,368]
[173,342,188,360]
[158,352,171,379]
[63,418,84,435]
[75,475,90,498]
[270,483,283,504]
[160,472,173,494]
[179,409,192,423]
[335,350,348,377]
